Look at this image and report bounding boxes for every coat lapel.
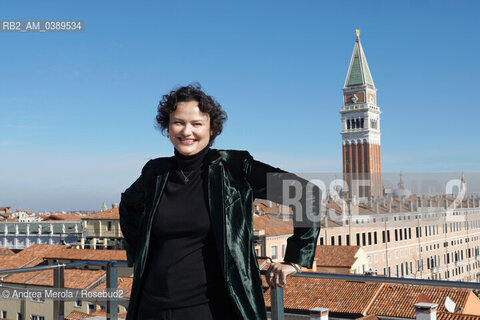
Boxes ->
[206,150,226,273]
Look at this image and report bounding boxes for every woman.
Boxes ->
[119,84,320,320]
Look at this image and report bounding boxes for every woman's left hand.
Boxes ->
[266,262,297,288]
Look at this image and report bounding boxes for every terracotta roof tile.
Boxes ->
[264,276,383,314]
[3,269,104,289]
[65,310,91,320]
[253,214,293,237]
[0,245,126,275]
[438,312,480,320]
[94,276,132,299]
[81,310,126,319]
[83,208,119,220]
[417,292,433,303]
[314,245,361,267]
[367,284,472,318]
[43,213,83,221]
[0,247,15,255]
[357,315,378,320]
[265,276,480,318]
[44,248,126,262]
[0,244,63,271]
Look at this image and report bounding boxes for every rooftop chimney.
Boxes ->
[415,303,437,320]
[415,293,437,320]
[309,307,329,320]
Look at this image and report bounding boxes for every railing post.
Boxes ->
[53,264,65,320]
[106,261,118,320]
[271,286,285,320]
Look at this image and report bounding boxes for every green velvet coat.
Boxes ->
[119,149,320,320]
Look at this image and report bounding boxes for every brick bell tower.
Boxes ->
[341,30,382,199]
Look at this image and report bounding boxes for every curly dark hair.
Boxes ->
[155,83,227,145]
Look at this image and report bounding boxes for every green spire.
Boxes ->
[345,30,375,88]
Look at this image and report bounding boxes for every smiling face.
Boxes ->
[168,100,212,156]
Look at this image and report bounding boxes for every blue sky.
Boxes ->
[1,1,479,211]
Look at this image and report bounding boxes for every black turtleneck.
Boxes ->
[139,146,231,316]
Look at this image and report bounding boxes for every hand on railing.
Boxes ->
[266,262,298,288]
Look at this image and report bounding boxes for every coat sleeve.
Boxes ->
[119,161,149,267]
[243,152,321,269]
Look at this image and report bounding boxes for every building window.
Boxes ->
[368,232,372,245]
[31,316,45,320]
[281,244,286,258]
[89,303,95,312]
[319,237,324,245]
[373,231,377,245]
[75,300,82,307]
[346,234,350,246]
[338,235,342,246]
[107,221,112,231]
[362,233,366,246]
[271,246,278,260]
[17,313,23,320]
[356,233,360,246]
[2,311,7,318]
[331,236,335,245]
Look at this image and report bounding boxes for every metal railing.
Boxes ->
[261,270,480,320]
[2,262,480,320]
[0,260,127,320]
